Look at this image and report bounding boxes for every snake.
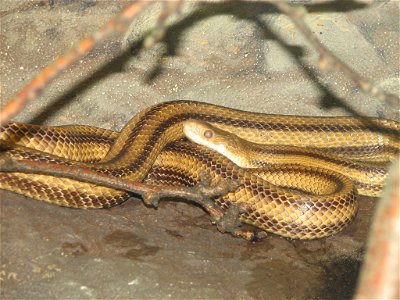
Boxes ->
[0,100,399,239]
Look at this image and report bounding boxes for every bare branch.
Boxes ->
[0,149,245,237]
[0,150,228,208]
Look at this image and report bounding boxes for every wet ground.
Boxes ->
[0,1,399,299]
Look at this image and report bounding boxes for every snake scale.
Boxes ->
[0,100,399,239]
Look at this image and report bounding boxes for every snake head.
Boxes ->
[182,119,244,165]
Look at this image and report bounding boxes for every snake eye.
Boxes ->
[204,130,213,138]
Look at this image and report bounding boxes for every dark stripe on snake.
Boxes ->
[249,149,388,173]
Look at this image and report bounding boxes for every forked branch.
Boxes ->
[0,150,247,237]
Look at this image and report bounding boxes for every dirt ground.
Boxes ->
[0,1,399,299]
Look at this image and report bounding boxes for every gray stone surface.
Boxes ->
[0,1,398,299]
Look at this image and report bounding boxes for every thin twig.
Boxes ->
[270,0,399,106]
[0,0,153,125]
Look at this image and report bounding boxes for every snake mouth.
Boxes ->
[182,120,207,145]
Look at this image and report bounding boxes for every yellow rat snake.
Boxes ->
[0,101,399,239]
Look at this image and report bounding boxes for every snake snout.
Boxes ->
[182,120,204,145]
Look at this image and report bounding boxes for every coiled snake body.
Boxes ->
[0,101,399,239]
